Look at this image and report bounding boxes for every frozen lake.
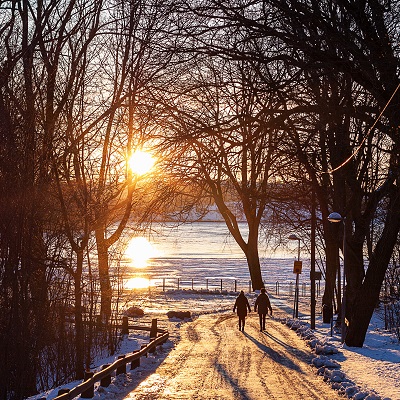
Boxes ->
[121,222,318,294]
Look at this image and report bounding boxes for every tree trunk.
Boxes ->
[345,188,400,346]
[216,198,264,291]
[74,249,85,380]
[344,233,365,326]
[322,238,339,323]
[95,230,112,322]
[246,228,264,291]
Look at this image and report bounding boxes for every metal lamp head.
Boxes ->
[288,234,300,241]
[328,212,342,223]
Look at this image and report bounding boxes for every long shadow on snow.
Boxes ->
[212,361,253,400]
[243,331,309,373]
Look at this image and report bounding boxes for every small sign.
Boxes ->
[293,261,302,274]
[310,271,322,280]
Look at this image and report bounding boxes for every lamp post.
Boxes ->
[289,234,301,318]
[311,185,316,329]
[328,212,346,343]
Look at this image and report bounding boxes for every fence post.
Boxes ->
[249,280,251,293]
[81,371,94,398]
[100,364,111,387]
[116,355,126,375]
[177,278,180,290]
[192,278,194,290]
[220,279,223,291]
[150,318,157,339]
[234,280,237,292]
[163,278,165,292]
[131,350,140,369]
[149,337,156,354]
[276,281,279,296]
[206,279,208,290]
[122,316,129,335]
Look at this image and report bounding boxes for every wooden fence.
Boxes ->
[53,318,168,400]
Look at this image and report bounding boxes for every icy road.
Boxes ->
[123,313,341,399]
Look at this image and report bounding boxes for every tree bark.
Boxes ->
[74,249,85,380]
[344,232,365,325]
[245,229,264,291]
[345,188,400,346]
[322,235,339,323]
[95,230,113,322]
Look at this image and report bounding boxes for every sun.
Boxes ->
[128,150,155,175]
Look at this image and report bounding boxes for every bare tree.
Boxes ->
[50,0,177,375]
[156,49,290,290]
[181,0,400,346]
[0,0,177,393]
[0,0,81,393]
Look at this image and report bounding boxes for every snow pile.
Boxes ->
[281,317,339,355]
[280,317,390,400]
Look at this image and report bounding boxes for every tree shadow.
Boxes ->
[344,344,400,363]
[243,331,308,373]
[212,361,253,400]
[263,330,318,362]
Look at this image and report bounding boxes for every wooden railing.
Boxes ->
[54,319,169,400]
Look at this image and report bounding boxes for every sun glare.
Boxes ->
[128,150,155,175]
[124,277,150,290]
[125,236,160,268]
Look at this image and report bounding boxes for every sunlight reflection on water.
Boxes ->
[124,277,150,290]
[125,236,161,269]
[121,222,311,291]
[119,223,324,329]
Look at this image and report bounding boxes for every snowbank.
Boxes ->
[280,317,393,400]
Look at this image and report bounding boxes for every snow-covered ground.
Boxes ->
[32,289,400,400]
[280,301,400,400]
[29,223,400,399]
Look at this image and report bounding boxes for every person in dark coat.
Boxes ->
[254,288,273,331]
[233,290,251,331]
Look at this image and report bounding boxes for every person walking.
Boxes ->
[233,290,251,331]
[254,288,273,331]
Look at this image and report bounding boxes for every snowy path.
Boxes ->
[122,313,341,399]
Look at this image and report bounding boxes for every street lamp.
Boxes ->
[288,234,301,260]
[327,212,342,223]
[328,212,347,343]
[289,234,301,318]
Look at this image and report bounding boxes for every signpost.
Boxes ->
[328,212,347,343]
[293,260,302,318]
[289,234,301,319]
